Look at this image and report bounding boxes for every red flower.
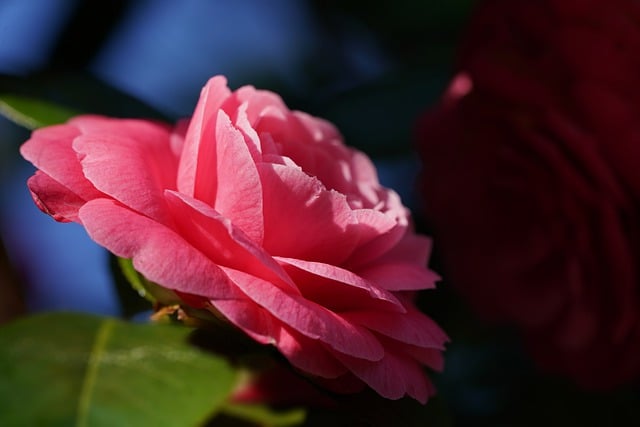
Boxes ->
[417,0,640,389]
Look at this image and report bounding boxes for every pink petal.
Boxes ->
[26,172,87,222]
[215,299,362,381]
[225,84,289,127]
[212,298,280,345]
[403,346,445,372]
[73,128,178,224]
[69,115,173,145]
[277,112,392,204]
[349,208,398,247]
[177,75,232,198]
[219,267,384,361]
[291,111,342,144]
[275,257,404,313]
[175,79,264,243]
[259,163,360,264]
[272,112,352,192]
[231,102,262,161]
[333,350,432,403]
[257,132,282,158]
[78,198,239,300]
[210,110,264,243]
[347,222,407,267]
[350,150,385,201]
[356,262,439,291]
[164,190,294,292]
[342,308,448,350]
[275,325,349,378]
[378,336,445,371]
[20,123,101,202]
[378,232,434,265]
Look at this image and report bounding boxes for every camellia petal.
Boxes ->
[357,262,439,291]
[274,325,349,379]
[259,163,360,264]
[73,131,178,224]
[177,75,232,199]
[275,257,404,313]
[164,190,294,292]
[209,110,264,243]
[212,298,280,345]
[26,172,87,222]
[333,350,432,404]
[225,84,289,128]
[69,115,173,147]
[219,267,384,362]
[78,198,239,301]
[19,124,101,203]
[343,309,448,350]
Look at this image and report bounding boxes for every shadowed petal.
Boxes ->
[259,163,359,264]
[275,325,349,378]
[20,123,101,203]
[219,267,384,361]
[165,190,293,292]
[78,198,238,300]
[26,172,87,222]
[333,350,433,403]
[343,308,448,349]
[213,298,280,345]
[357,262,439,291]
[275,257,404,313]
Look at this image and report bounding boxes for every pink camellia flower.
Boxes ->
[21,75,447,403]
[417,0,640,389]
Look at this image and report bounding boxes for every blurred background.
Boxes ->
[1,1,637,425]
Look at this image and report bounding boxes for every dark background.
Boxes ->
[1,1,637,425]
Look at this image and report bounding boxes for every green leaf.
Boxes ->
[108,255,154,318]
[115,257,180,307]
[111,257,183,319]
[0,94,79,129]
[0,312,238,427]
[0,72,169,122]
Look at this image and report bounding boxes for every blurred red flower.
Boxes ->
[417,0,640,389]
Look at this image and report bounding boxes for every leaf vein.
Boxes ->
[76,318,115,427]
